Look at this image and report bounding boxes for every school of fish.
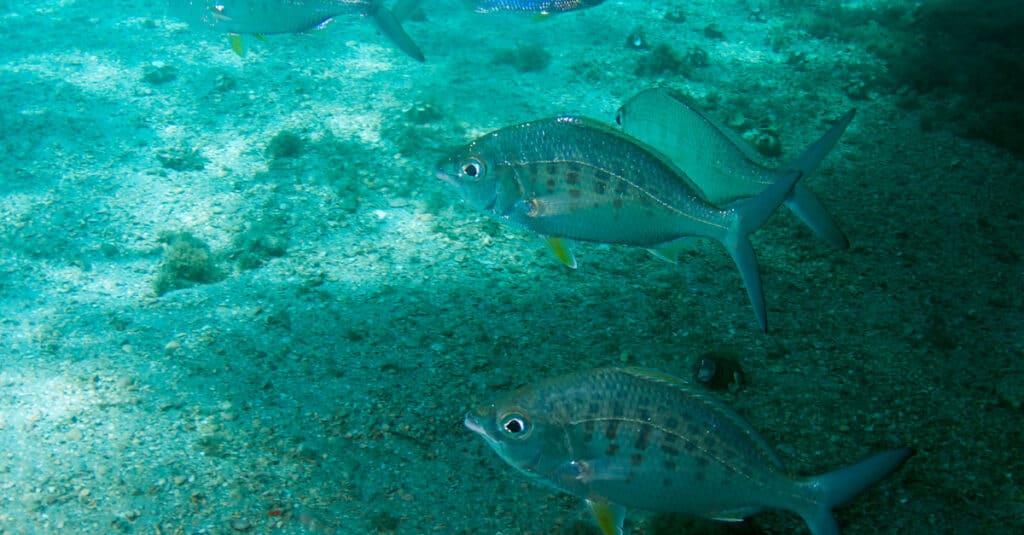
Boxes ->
[164,1,913,533]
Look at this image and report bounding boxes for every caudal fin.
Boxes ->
[724,170,803,333]
[780,110,856,249]
[798,447,915,535]
[367,1,425,61]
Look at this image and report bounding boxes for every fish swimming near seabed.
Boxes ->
[436,116,803,332]
[465,367,914,535]
[616,87,855,249]
[169,0,425,60]
[469,0,606,14]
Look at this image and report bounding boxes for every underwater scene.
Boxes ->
[1,0,1022,533]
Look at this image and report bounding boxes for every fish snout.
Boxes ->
[464,411,486,435]
[435,167,458,187]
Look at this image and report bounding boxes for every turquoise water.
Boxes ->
[1,1,1021,533]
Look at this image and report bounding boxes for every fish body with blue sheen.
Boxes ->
[617,88,855,249]
[469,0,605,14]
[436,116,803,332]
[169,0,425,60]
[465,367,915,535]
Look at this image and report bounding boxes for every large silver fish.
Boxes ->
[616,88,855,249]
[169,0,425,60]
[465,367,914,535]
[436,116,804,332]
[469,0,606,14]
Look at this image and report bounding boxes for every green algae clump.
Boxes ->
[154,232,221,295]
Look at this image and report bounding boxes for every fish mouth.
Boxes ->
[464,412,486,436]
[435,167,457,187]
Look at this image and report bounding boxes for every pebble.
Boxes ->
[230,519,253,532]
[173,475,187,486]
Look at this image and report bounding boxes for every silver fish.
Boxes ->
[616,88,855,248]
[169,0,425,60]
[469,0,606,14]
[465,367,914,535]
[436,116,803,332]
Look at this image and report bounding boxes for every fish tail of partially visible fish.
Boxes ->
[366,0,425,61]
[794,447,915,535]
[779,109,858,250]
[724,169,803,333]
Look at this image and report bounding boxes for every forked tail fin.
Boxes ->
[725,169,803,333]
[367,0,425,61]
[780,109,857,249]
[798,447,915,535]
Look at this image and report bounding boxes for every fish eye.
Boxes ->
[615,110,623,126]
[499,412,531,438]
[460,158,485,180]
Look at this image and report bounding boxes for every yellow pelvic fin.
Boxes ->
[228,33,245,56]
[544,236,577,269]
[586,499,625,535]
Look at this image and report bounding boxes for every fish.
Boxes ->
[468,0,606,15]
[616,87,855,249]
[435,116,803,332]
[169,0,425,60]
[465,367,914,535]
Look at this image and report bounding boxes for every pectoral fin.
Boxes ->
[586,499,625,535]
[544,236,577,269]
[228,33,245,56]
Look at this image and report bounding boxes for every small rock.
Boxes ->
[230,518,253,532]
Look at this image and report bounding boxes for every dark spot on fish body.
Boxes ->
[630,453,643,466]
[663,477,674,487]
[565,170,580,185]
[605,420,620,440]
[663,459,677,471]
[581,418,596,442]
[588,402,600,415]
[594,180,608,195]
[611,401,625,418]
[694,470,706,482]
[613,180,629,195]
[665,417,679,430]
[663,444,681,456]
[568,188,582,198]
[606,443,619,456]
[634,424,653,450]
[546,163,558,175]
[695,456,710,467]
[546,178,556,193]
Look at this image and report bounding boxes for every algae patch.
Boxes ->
[154,232,223,295]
